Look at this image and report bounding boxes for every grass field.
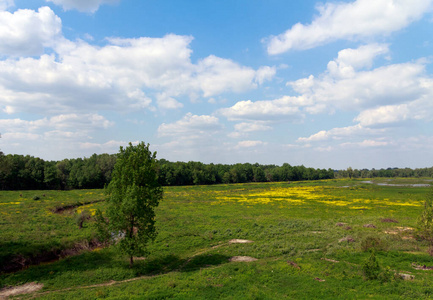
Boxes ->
[2,178,433,299]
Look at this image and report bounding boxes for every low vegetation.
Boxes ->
[1,178,433,298]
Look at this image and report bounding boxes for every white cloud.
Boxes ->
[0,113,113,132]
[219,96,306,121]
[289,61,429,112]
[157,113,222,137]
[0,29,274,114]
[79,140,133,151]
[235,140,266,148]
[266,0,433,54]
[195,55,270,97]
[340,139,390,148]
[354,95,433,126]
[228,121,272,138]
[234,122,272,132]
[326,43,390,78]
[297,124,386,142]
[46,0,119,13]
[0,7,61,56]
[254,66,277,85]
[0,0,14,10]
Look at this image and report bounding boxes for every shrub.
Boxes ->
[362,250,392,282]
[33,195,40,200]
[361,236,386,252]
[75,210,91,229]
[417,189,433,245]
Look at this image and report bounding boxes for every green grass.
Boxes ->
[2,179,433,299]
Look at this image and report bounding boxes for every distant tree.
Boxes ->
[347,167,354,179]
[97,142,163,267]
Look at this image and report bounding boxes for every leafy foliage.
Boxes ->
[100,142,163,267]
[417,189,433,243]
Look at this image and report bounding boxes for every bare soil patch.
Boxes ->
[229,256,257,262]
[381,218,399,223]
[0,282,43,299]
[321,258,339,263]
[339,237,355,243]
[412,263,433,270]
[335,222,347,227]
[363,224,376,228]
[228,239,253,244]
[287,261,301,269]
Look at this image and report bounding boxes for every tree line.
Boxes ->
[0,152,431,190]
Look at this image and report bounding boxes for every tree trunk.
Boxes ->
[130,255,133,268]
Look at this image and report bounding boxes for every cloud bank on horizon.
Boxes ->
[0,0,432,169]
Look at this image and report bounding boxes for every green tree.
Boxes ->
[417,189,433,245]
[97,142,163,267]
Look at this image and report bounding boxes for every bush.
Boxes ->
[362,250,392,282]
[33,195,40,200]
[361,236,386,252]
[75,210,91,229]
[417,189,433,244]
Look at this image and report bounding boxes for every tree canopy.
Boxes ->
[98,142,163,267]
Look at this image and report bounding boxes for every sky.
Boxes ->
[1,0,433,169]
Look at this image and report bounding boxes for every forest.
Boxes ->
[0,151,432,190]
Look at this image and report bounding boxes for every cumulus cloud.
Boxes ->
[0,29,275,114]
[340,139,390,148]
[288,45,430,114]
[228,121,272,138]
[297,124,386,142]
[235,140,266,148]
[266,0,433,54]
[0,7,61,56]
[354,95,433,126]
[0,113,115,158]
[219,96,306,121]
[0,113,113,132]
[46,0,119,13]
[234,122,272,133]
[157,113,222,137]
[79,140,134,151]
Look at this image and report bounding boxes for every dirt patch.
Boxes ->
[335,222,347,227]
[363,224,376,228]
[339,237,355,243]
[0,282,43,298]
[287,261,301,269]
[229,256,257,262]
[398,273,415,280]
[314,277,325,282]
[321,258,339,263]
[412,263,433,270]
[384,227,414,235]
[381,218,399,223]
[228,239,253,244]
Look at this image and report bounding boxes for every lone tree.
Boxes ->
[96,142,163,267]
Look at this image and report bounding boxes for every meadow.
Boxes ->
[1,178,433,299]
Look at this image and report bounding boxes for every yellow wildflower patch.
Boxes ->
[210,185,422,208]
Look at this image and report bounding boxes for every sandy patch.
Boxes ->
[384,227,414,236]
[0,282,43,298]
[229,256,257,262]
[229,239,253,244]
[412,263,433,270]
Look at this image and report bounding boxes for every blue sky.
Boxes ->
[1,0,433,169]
